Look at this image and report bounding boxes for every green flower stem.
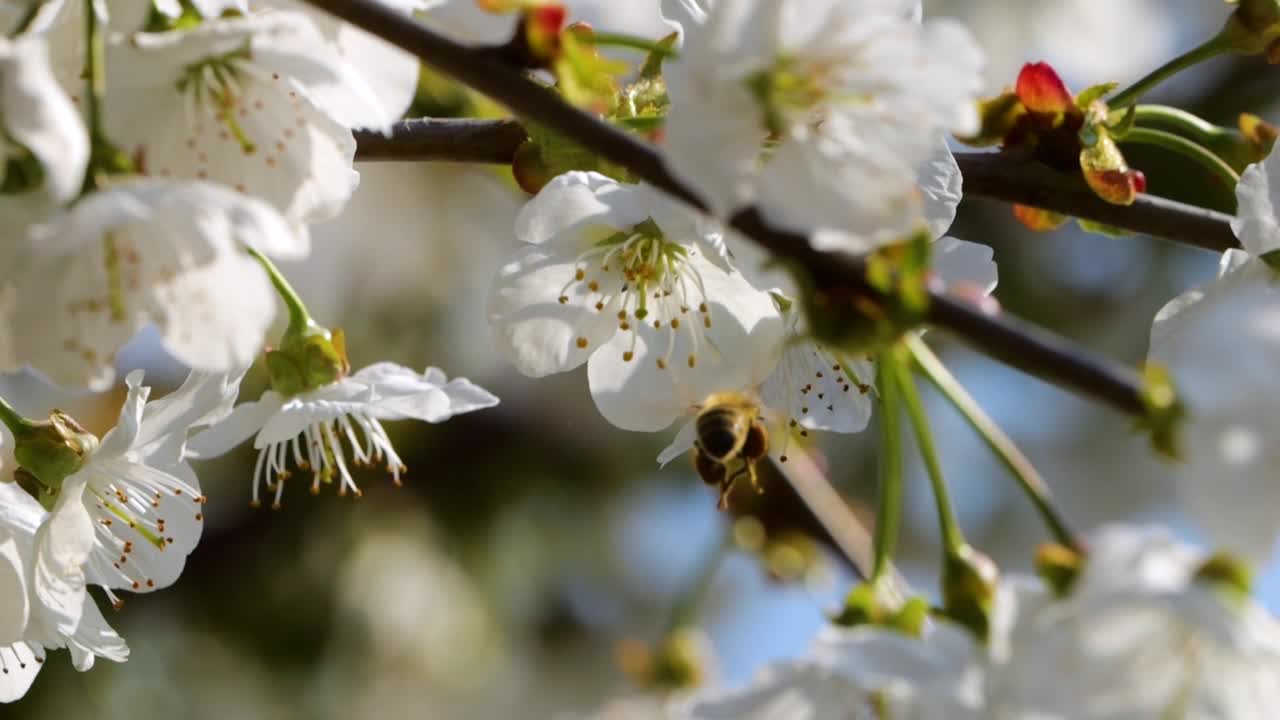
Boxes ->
[1119,126,1241,190]
[890,346,964,554]
[871,355,905,583]
[1131,105,1226,146]
[245,245,314,337]
[905,334,1080,551]
[83,0,107,147]
[1108,34,1233,109]
[0,395,36,438]
[584,31,678,58]
[1130,104,1260,172]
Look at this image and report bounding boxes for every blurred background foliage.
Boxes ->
[5,1,1279,717]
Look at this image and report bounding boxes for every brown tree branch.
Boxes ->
[354,119,1239,254]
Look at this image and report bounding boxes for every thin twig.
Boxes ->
[307,0,1155,420]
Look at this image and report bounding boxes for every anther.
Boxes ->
[576,337,589,349]
[623,351,634,362]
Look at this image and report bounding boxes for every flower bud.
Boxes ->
[1136,362,1184,459]
[941,544,999,642]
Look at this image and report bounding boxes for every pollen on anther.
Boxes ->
[656,358,667,370]
[687,355,696,368]
[195,513,204,521]
[146,579,155,588]
[575,269,585,281]
[671,318,681,329]
[623,351,634,362]
[595,301,605,311]
[699,303,708,313]
[131,581,140,590]
[558,296,569,304]
[576,337,589,349]
[620,322,630,331]
[801,407,809,414]
[653,320,662,329]
[588,281,599,292]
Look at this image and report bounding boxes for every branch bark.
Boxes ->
[312,0,1156,420]
[354,119,1239,254]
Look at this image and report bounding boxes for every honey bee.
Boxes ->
[693,392,768,510]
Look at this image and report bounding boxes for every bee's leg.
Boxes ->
[746,461,762,495]
[716,480,733,510]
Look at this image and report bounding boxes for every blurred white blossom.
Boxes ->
[661,0,984,253]
[0,179,302,389]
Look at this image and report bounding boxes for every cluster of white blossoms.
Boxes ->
[3,0,1280,713]
[666,525,1280,719]
[489,0,995,462]
[0,0,500,701]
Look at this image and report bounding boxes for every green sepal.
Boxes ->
[1075,82,1117,112]
[266,325,350,397]
[640,32,679,79]
[939,544,999,643]
[1223,0,1280,54]
[1194,552,1254,601]
[12,410,99,510]
[1035,542,1083,598]
[832,582,929,637]
[1135,362,1184,459]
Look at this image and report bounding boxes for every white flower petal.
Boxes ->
[920,139,963,240]
[0,642,43,703]
[0,33,88,228]
[0,531,28,647]
[1233,152,1280,258]
[932,237,998,296]
[657,418,698,466]
[133,368,246,467]
[488,243,627,378]
[186,393,285,458]
[32,474,93,636]
[351,363,499,422]
[64,592,127,671]
[95,369,150,460]
[514,171,630,247]
[421,0,519,45]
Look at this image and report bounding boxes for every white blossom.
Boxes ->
[1234,146,1280,258]
[93,9,361,228]
[488,171,784,432]
[0,179,303,390]
[0,482,127,703]
[676,622,983,719]
[987,524,1280,719]
[0,367,235,702]
[188,363,499,507]
[1147,150,1280,564]
[661,0,983,253]
[0,31,88,235]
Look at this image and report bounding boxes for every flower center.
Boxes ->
[559,217,716,370]
[252,410,407,509]
[176,45,258,154]
[746,56,836,137]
